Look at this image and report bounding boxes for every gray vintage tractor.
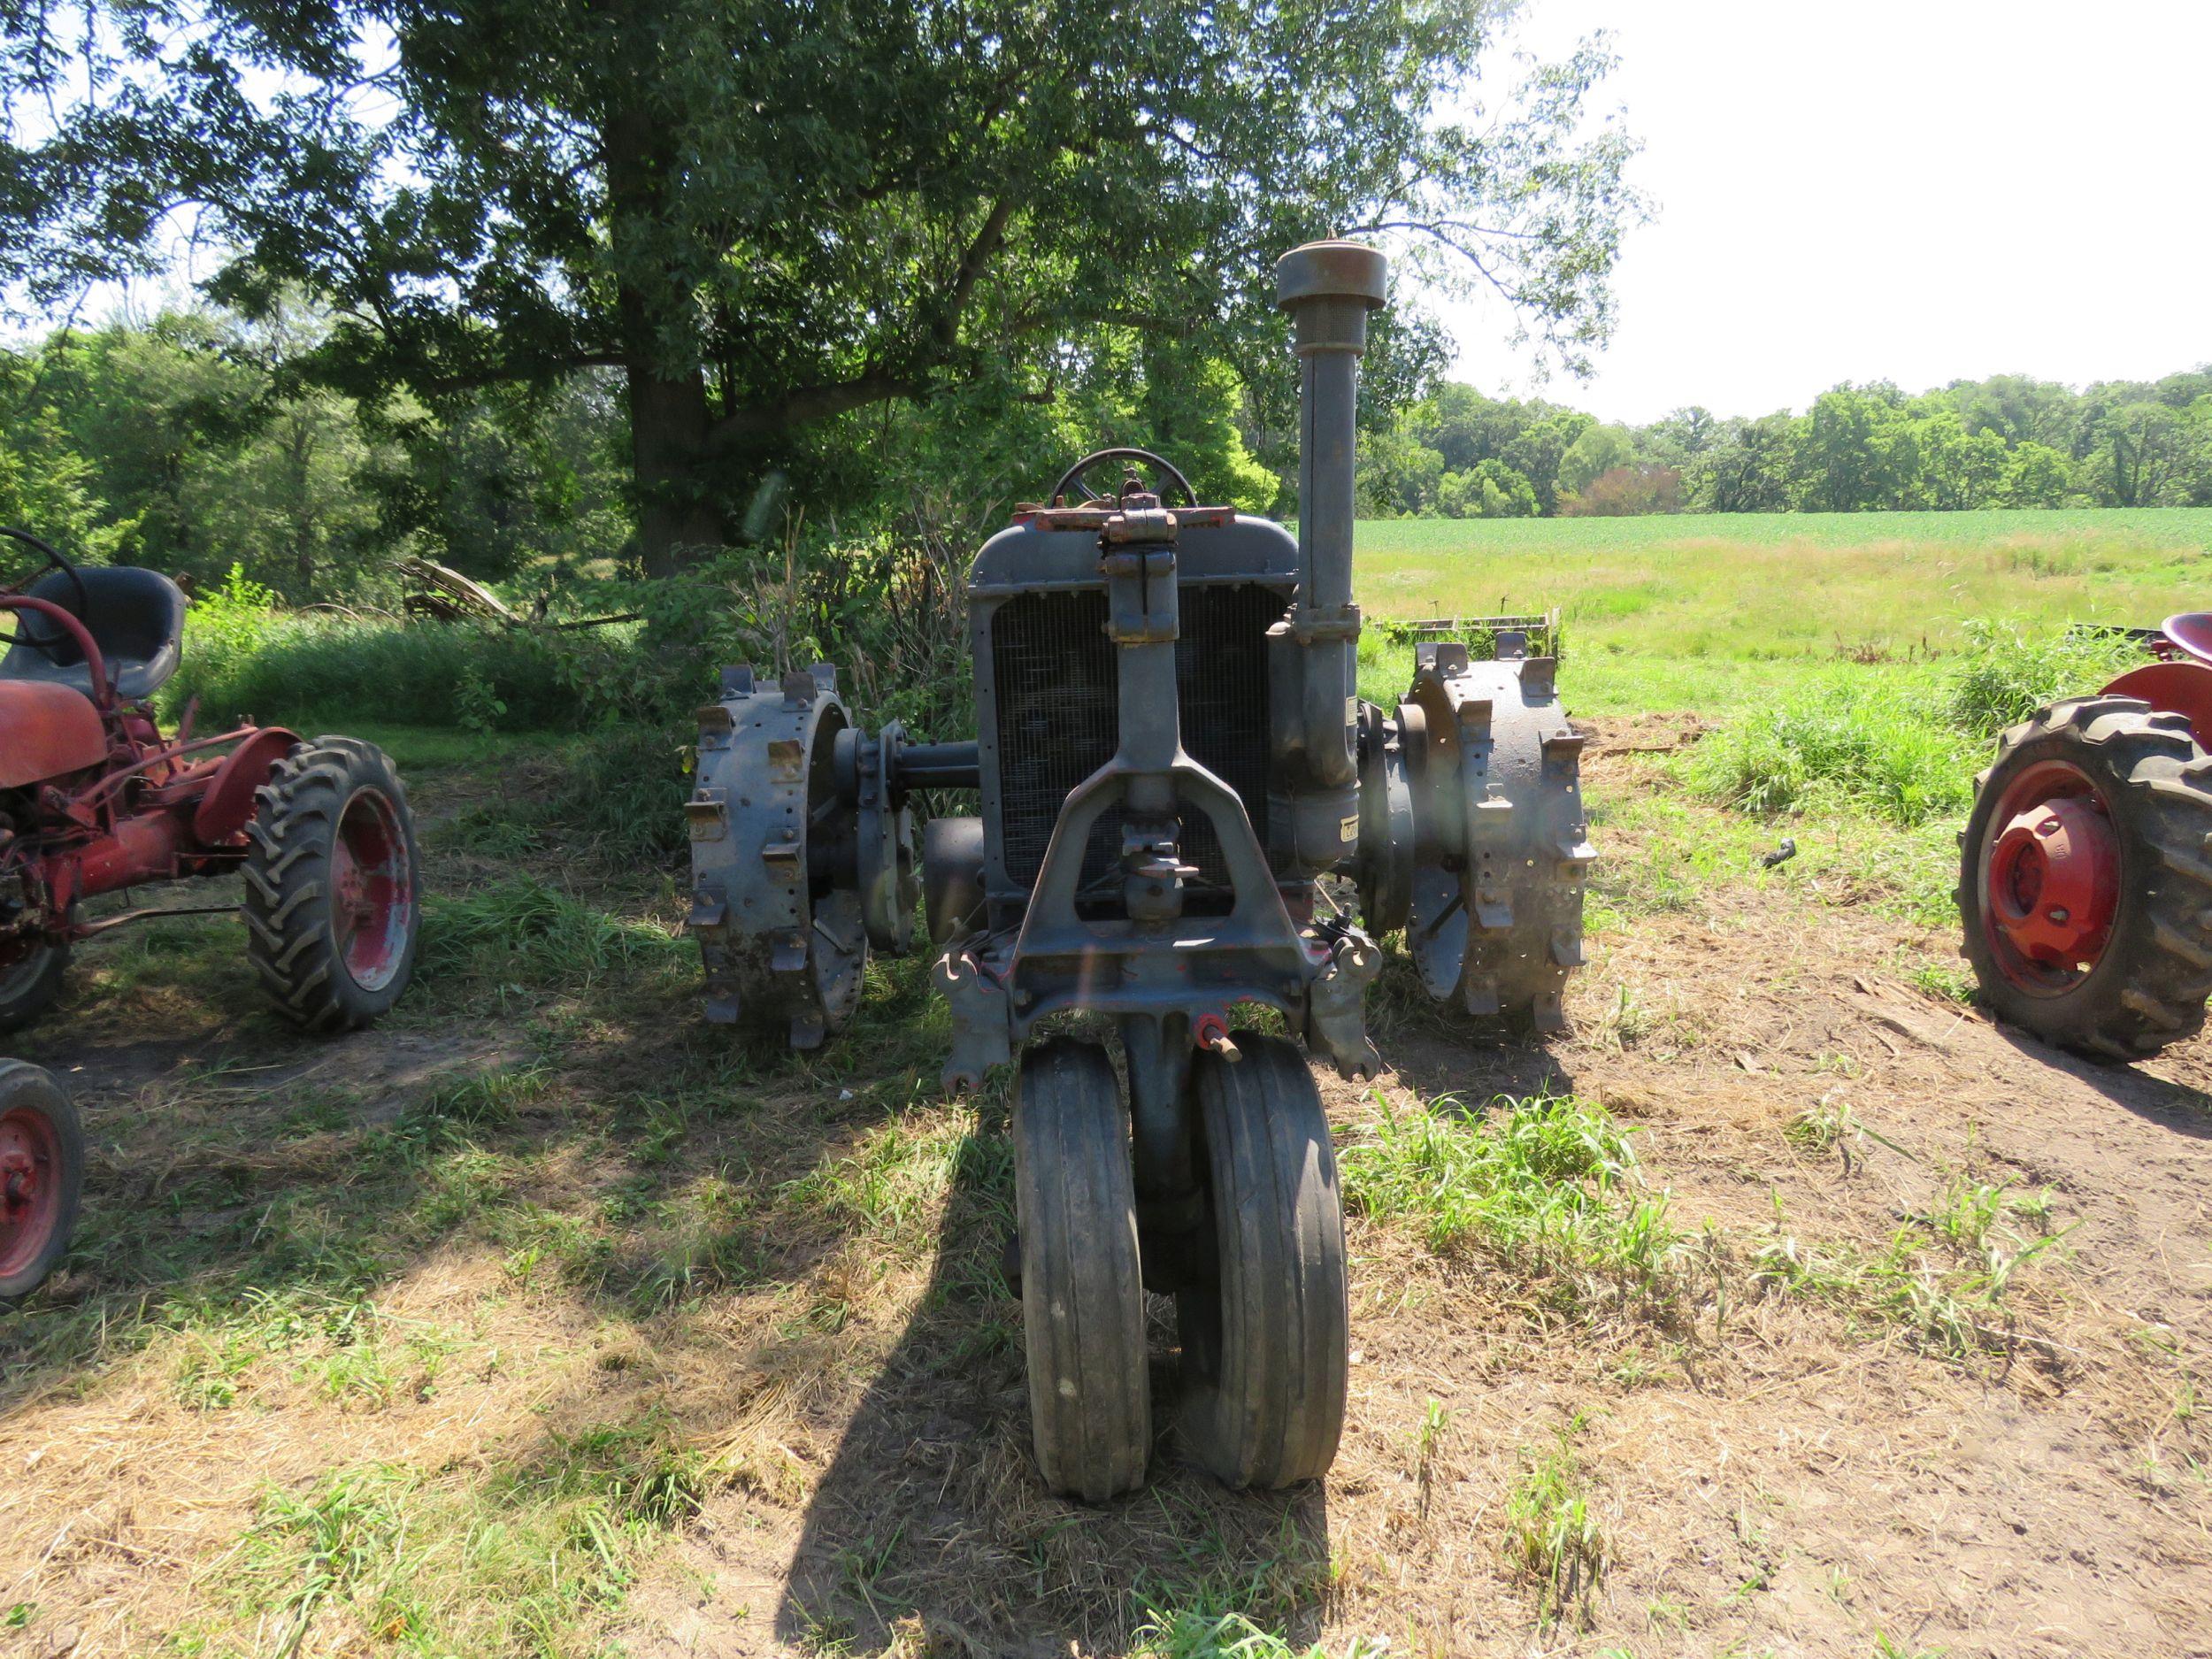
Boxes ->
[686,242,1592,1500]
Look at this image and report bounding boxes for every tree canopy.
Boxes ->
[3,0,1645,569]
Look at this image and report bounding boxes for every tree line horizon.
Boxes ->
[1359,367,2212,520]
[4,300,2207,609]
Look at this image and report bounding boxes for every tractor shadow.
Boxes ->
[772,1104,1333,1657]
[0,1002,516,1412]
[1372,1025,1582,1110]
[1993,1025,2212,1138]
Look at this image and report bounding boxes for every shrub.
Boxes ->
[1556,464,1684,518]
[167,523,977,739]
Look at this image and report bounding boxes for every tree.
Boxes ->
[1915,409,2008,511]
[1504,410,1596,514]
[1555,423,1634,499]
[1639,405,1717,467]
[1999,442,2079,508]
[1356,429,1446,518]
[1438,457,1537,518]
[1694,413,1797,513]
[0,349,120,556]
[1799,384,1922,511]
[4,2,1646,572]
[32,315,258,572]
[2090,402,2192,507]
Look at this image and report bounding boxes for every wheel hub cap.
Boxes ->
[1987,795,2118,968]
[0,1109,58,1279]
[333,788,411,993]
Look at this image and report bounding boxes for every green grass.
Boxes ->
[1338,1091,1679,1310]
[1750,1185,2074,1365]
[1502,1423,1607,1629]
[1356,508,2211,657]
[217,1418,710,1659]
[1356,508,2209,718]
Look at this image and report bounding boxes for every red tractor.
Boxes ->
[0,526,422,1300]
[1958,612,2212,1061]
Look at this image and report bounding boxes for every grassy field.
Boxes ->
[1354,508,2210,716]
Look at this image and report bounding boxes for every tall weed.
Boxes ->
[1683,671,1973,826]
[1939,618,2142,735]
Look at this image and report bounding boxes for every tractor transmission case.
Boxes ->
[688,664,879,1048]
[1359,634,1594,1034]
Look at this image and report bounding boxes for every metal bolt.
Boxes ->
[2047,907,2070,925]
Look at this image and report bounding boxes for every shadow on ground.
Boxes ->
[772,1081,1333,1656]
[1994,1026,2212,1138]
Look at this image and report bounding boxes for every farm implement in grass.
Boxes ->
[1958,611,2212,1060]
[0,525,423,1299]
[682,242,1595,1499]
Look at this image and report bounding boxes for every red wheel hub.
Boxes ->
[1982,761,2121,991]
[332,787,413,993]
[0,1105,64,1281]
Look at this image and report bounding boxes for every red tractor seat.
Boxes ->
[0,680,109,788]
[0,565,187,703]
[2162,612,2212,667]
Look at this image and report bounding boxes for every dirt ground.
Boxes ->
[2,721,2208,1658]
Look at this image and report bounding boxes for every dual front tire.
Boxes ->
[1012,1033,1349,1502]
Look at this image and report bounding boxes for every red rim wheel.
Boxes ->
[1958,696,2212,1062]
[0,1103,65,1283]
[1980,759,2122,995]
[332,787,414,993]
[0,1063,81,1301]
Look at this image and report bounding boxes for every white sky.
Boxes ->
[1441,0,2212,423]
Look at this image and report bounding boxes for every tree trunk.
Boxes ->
[626,357,725,578]
[605,106,726,578]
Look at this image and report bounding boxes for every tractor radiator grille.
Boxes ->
[990,582,1279,895]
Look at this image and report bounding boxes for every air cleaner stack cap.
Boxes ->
[1276,240,1388,354]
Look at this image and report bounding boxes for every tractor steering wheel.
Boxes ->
[0,526,92,662]
[1049,448,1198,509]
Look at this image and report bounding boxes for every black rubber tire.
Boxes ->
[1959,696,2212,1061]
[1013,1037,1150,1502]
[1177,1034,1349,1489]
[0,1060,83,1303]
[0,934,68,1035]
[243,736,421,1032]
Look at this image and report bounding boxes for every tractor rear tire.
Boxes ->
[1959,697,2212,1061]
[0,932,68,1035]
[1177,1035,1349,1489]
[244,737,421,1033]
[0,1061,82,1303]
[1013,1037,1151,1502]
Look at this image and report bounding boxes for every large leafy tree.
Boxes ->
[4,0,1642,570]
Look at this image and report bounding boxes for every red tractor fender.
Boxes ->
[0,683,109,790]
[2105,661,2212,751]
[191,727,300,846]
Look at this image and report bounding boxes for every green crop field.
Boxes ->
[1351,508,2212,718]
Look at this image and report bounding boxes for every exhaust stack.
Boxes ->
[1270,240,1387,874]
